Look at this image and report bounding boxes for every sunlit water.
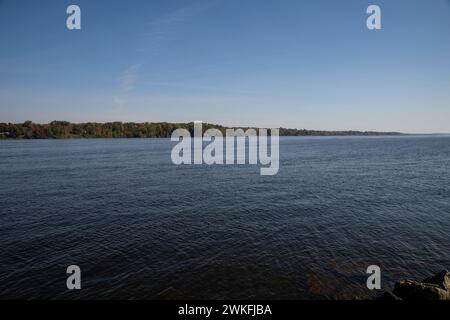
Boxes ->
[0,136,449,299]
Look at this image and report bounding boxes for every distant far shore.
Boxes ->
[0,121,403,139]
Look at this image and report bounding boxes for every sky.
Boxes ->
[0,0,449,133]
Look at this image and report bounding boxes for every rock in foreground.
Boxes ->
[380,270,450,300]
[393,280,450,300]
[423,270,450,291]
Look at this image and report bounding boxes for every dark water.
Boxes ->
[0,136,449,300]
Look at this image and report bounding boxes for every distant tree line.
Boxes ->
[0,121,402,139]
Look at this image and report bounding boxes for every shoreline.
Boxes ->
[0,121,404,139]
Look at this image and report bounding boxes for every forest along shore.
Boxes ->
[0,121,403,139]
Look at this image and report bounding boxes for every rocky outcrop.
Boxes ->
[423,270,450,291]
[393,280,450,300]
[380,270,450,300]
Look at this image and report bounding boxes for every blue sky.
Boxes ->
[0,0,449,133]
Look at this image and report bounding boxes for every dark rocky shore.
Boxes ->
[379,270,450,300]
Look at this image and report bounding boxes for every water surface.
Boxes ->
[0,136,449,299]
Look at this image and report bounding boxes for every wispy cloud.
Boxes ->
[118,63,142,93]
[114,63,142,107]
[139,0,218,54]
[114,1,219,104]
